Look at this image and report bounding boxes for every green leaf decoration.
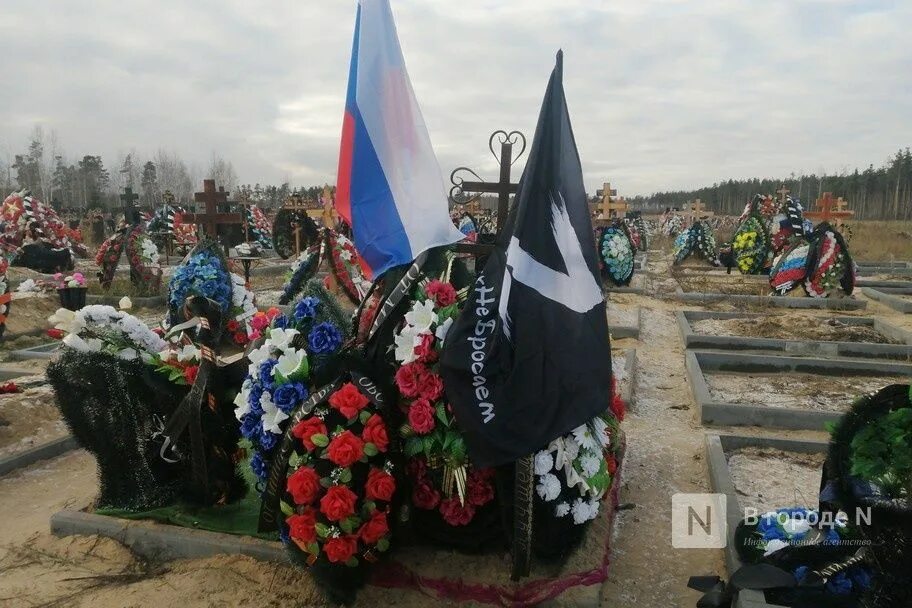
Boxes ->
[339,468,352,484]
[359,410,372,425]
[405,436,424,457]
[311,433,329,448]
[279,501,294,516]
[435,402,449,426]
[363,442,378,457]
[362,501,377,515]
[320,477,332,488]
[450,435,467,464]
[376,537,390,552]
[345,557,359,568]
[273,368,290,386]
[315,523,330,538]
[340,516,358,534]
[306,542,320,554]
[288,452,302,469]
[422,435,436,455]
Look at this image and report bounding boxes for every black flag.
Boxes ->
[440,51,611,467]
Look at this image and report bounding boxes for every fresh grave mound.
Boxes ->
[606,305,638,330]
[706,373,909,412]
[690,315,900,344]
[0,381,66,458]
[727,447,825,514]
[2,293,59,337]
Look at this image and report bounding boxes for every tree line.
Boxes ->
[627,148,912,221]
[0,127,331,212]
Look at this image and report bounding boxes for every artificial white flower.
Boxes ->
[340,249,352,262]
[591,416,610,448]
[572,424,599,452]
[117,348,139,361]
[16,278,37,293]
[763,539,790,557]
[534,451,554,476]
[267,328,299,352]
[535,473,561,502]
[247,344,271,376]
[119,296,132,310]
[580,454,601,477]
[274,349,305,379]
[554,502,570,517]
[435,317,454,345]
[49,308,78,332]
[393,326,422,364]
[587,497,601,521]
[260,392,288,434]
[176,344,200,363]
[405,299,437,333]
[62,333,90,352]
[234,381,252,420]
[571,498,592,524]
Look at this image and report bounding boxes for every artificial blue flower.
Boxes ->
[278,524,290,544]
[793,566,808,583]
[272,313,289,330]
[307,321,343,354]
[294,297,320,321]
[240,414,260,441]
[273,381,307,413]
[250,449,270,481]
[258,360,279,386]
[248,385,265,416]
[259,427,279,451]
[825,571,853,596]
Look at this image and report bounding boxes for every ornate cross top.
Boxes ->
[184,179,243,245]
[683,198,714,225]
[776,185,790,207]
[805,192,854,228]
[450,130,527,237]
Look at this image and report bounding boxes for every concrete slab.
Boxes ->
[0,436,79,477]
[675,285,867,311]
[8,342,60,361]
[706,433,828,608]
[676,310,912,360]
[685,350,912,430]
[862,287,912,313]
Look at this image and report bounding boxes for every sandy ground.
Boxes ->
[706,372,908,412]
[691,315,898,343]
[0,383,67,458]
[727,447,826,513]
[0,242,910,607]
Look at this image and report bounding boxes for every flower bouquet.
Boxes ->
[278,242,323,305]
[770,239,811,295]
[55,271,88,311]
[95,229,128,289]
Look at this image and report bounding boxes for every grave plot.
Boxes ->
[685,350,912,430]
[855,260,912,278]
[706,433,828,608]
[856,278,912,289]
[676,310,912,360]
[0,369,77,476]
[674,277,867,310]
[608,305,641,339]
[862,286,912,313]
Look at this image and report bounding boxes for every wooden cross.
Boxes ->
[596,182,625,218]
[686,198,714,222]
[183,179,243,248]
[321,185,335,228]
[805,192,854,229]
[776,185,790,207]
[237,191,255,243]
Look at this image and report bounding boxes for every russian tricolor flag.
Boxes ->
[336,0,465,278]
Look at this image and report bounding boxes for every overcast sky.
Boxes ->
[2,0,910,196]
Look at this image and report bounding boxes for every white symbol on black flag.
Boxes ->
[440,50,612,467]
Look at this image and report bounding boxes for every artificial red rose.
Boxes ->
[233,331,247,345]
[326,430,365,467]
[407,399,436,435]
[610,393,626,422]
[466,472,495,507]
[606,454,618,475]
[425,280,456,307]
[266,307,281,320]
[46,328,64,340]
[287,466,322,505]
[358,510,389,544]
[361,414,389,452]
[439,496,476,526]
[365,467,396,502]
[292,417,327,452]
[394,362,427,398]
[323,535,358,563]
[417,372,444,402]
[412,479,440,510]
[328,383,369,420]
[286,509,317,544]
[414,332,437,363]
[226,319,240,332]
[319,485,358,521]
[407,457,427,480]
[183,365,199,385]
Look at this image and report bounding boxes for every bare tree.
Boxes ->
[207,152,238,195]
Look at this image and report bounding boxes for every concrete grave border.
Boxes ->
[674,283,867,310]
[862,287,912,314]
[856,278,912,289]
[684,350,912,430]
[705,433,829,608]
[0,436,79,477]
[676,310,912,360]
[8,342,60,360]
[609,306,641,340]
[615,348,637,409]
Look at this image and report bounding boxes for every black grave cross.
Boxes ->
[120,186,141,225]
[449,130,527,243]
[183,179,243,250]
